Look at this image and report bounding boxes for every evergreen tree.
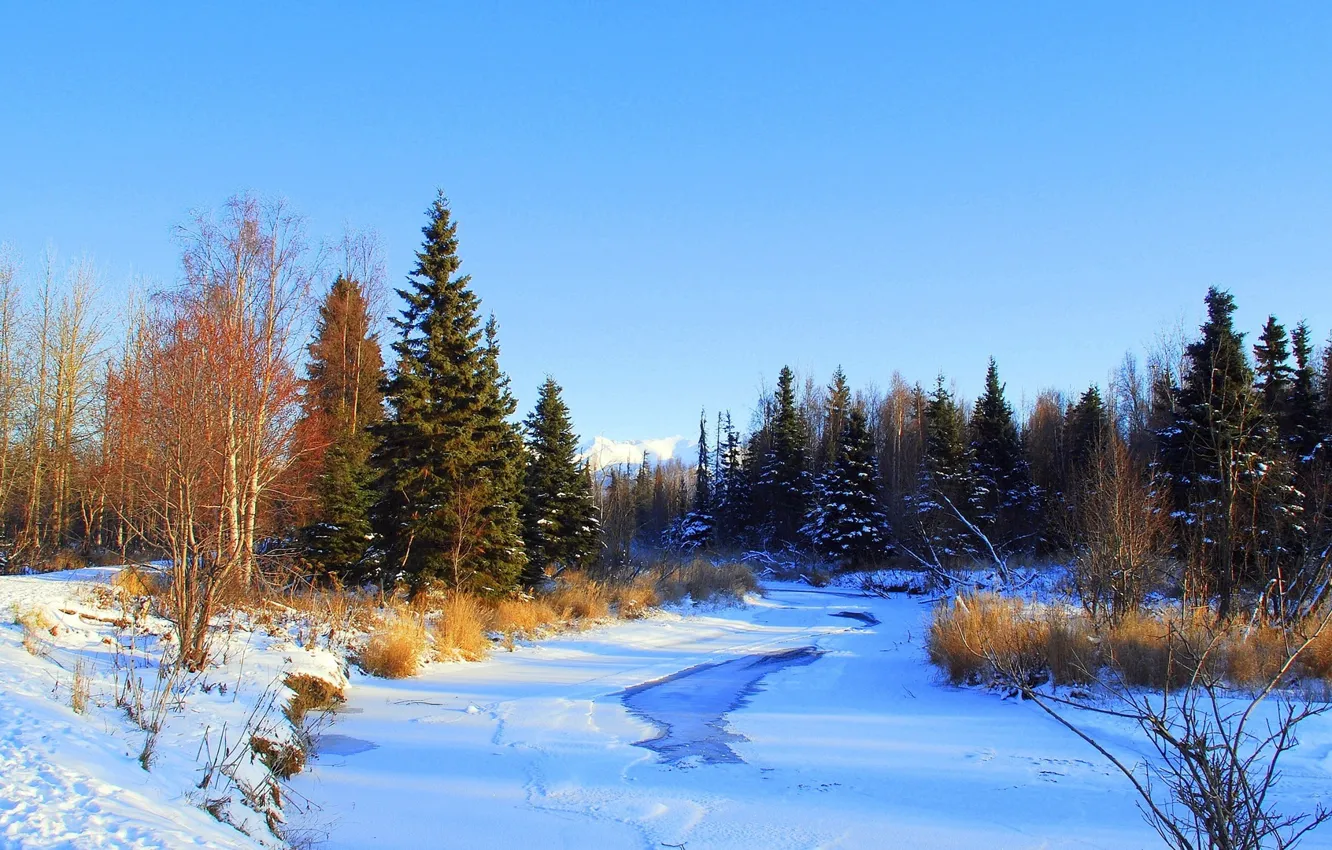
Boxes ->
[670,410,715,549]
[632,458,654,545]
[1287,322,1323,462]
[969,358,1039,550]
[908,376,978,561]
[1066,385,1111,474]
[713,412,750,547]
[754,366,811,548]
[817,366,852,472]
[520,377,600,583]
[1253,315,1293,426]
[1165,288,1285,617]
[803,408,892,566]
[371,192,526,592]
[299,274,384,581]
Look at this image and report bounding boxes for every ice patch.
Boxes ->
[620,647,823,765]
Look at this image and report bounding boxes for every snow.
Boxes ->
[6,570,1332,849]
[0,568,344,850]
[285,583,1332,849]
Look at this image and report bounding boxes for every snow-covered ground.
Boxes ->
[288,583,1332,849]
[6,571,1332,849]
[0,569,343,850]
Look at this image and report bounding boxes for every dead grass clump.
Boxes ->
[611,578,660,620]
[658,560,758,605]
[1106,611,1213,689]
[1223,626,1292,690]
[1045,610,1100,686]
[433,594,493,662]
[927,593,1048,686]
[71,659,90,714]
[490,596,559,637]
[13,604,54,656]
[358,613,427,678]
[283,673,344,727]
[547,573,612,622]
[1297,625,1332,680]
[40,548,87,573]
[250,735,306,779]
[111,566,163,598]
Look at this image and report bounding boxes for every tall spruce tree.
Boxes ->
[1253,315,1293,428]
[1165,288,1281,617]
[712,412,750,547]
[670,410,715,549]
[299,274,384,581]
[909,376,978,561]
[969,358,1038,550]
[1066,385,1111,474]
[803,408,892,566]
[371,193,526,592]
[520,377,599,583]
[755,366,811,548]
[1287,322,1323,462]
[818,366,852,472]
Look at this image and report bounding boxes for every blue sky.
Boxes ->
[2,4,1330,443]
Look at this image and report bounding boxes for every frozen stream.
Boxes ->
[290,584,1332,849]
[620,646,823,764]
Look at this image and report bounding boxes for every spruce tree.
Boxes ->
[1253,315,1293,426]
[520,377,600,583]
[969,358,1038,550]
[299,274,384,582]
[803,408,891,566]
[755,366,811,548]
[1167,288,1280,617]
[670,410,715,549]
[713,412,750,547]
[1066,385,1111,473]
[818,366,852,472]
[1287,322,1323,462]
[372,192,526,592]
[908,376,978,561]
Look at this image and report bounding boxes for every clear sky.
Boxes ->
[2,4,1330,444]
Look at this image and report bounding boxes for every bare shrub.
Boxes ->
[358,613,426,678]
[433,594,492,661]
[1069,436,1172,623]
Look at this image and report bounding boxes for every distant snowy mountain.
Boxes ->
[579,435,696,470]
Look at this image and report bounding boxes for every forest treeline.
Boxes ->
[604,295,1332,622]
[2,192,1331,627]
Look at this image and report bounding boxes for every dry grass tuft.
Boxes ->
[111,566,163,598]
[71,659,90,714]
[547,573,612,622]
[358,612,427,678]
[927,594,1050,685]
[250,735,306,779]
[490,596,559,637]
[657,560,758,605]
[13,604,54,656]
[433,594,493,661]
[926,594,1331,693]
[611,578,660,620]
[283,673,344,727]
